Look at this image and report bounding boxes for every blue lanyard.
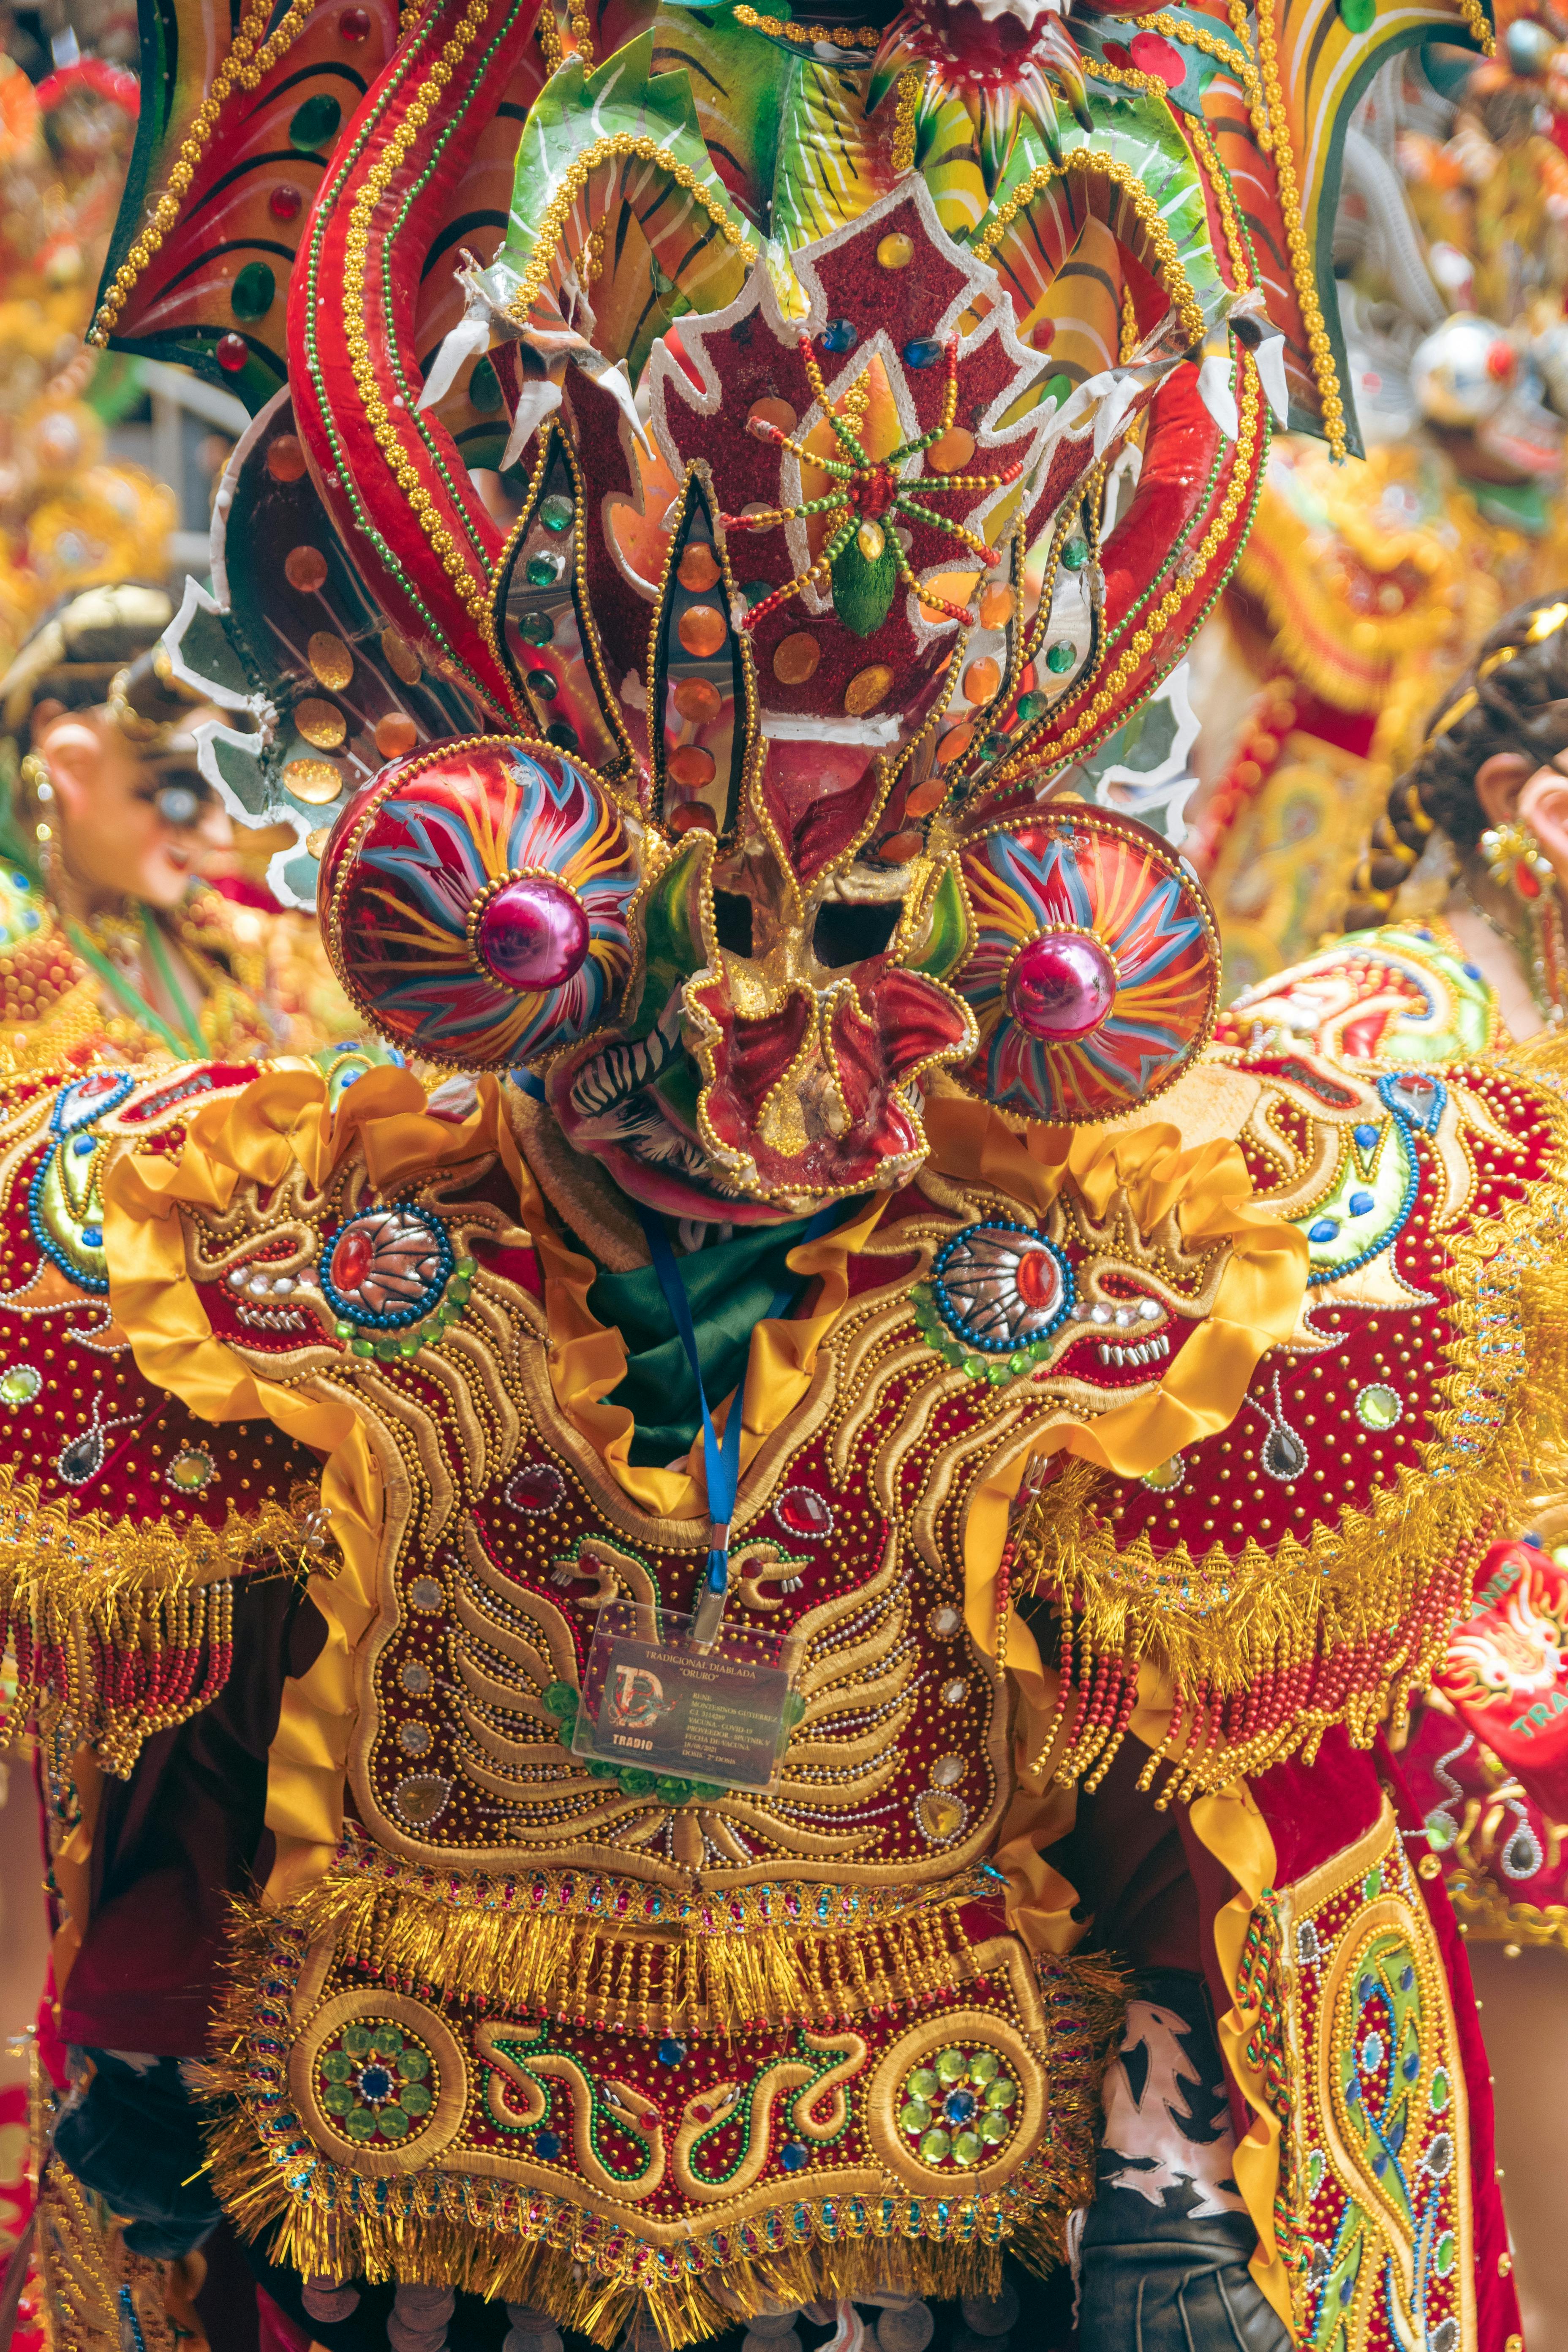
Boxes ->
[637,1202,841,1633]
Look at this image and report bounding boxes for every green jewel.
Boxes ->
[620,1769,656,1796]
[1009,1353,1031,1375]
[0,1365,40,1406]
[377,2105,411,2139]
[528,669,560,702]
[399,1333,423,1358]
[343,2107,377,2139]
[1045,642,1074,675]
[986,1363,1008,1385]
[935,2047,967,2084]
[455,1258,478,1279]
[468,357,503,414]
[970,2051,999,2085]
[901,2100,932,2135]
[400,2083,432,2115]
[520,613,554,648]
[289,93,341,152]
[952,2130,982,2167]
[1430,2069,1450,2112]
[1338,0,1374,28]
[376,1337,400,1360]
[1059,538,1089,572]
[655,1775,693,1806]
[830,530,898,639]
[585,1759,618,1779]
[918,2128,951,2164]
[334,1320,355,1339]
[230,261,276,322]
[539,493,575,534]
[1042,373,1073,409]
[368,2027,403,2055]
[1435,2231,1455,2276]
[1016,692,1049,722]
[352,1338,376,1358]
[399,2048,430,2080]
[343,2025,374,2055]
[1362,1868,1382,1900]
[962,1356,986,1380]
[542,1682,579,1718]
[689,1781,727,1801]
[321,2085,352,2114]
[981,735,1007,759]
[979,2113,1009,2145]
[526,553,564,588]
[985,2078,1016,2110]
[320,2053,354,2084]
[1307,2149,1325,2194]
[908,2069,940,2101]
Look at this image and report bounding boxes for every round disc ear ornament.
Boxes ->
[950,806,1220,1124]
[319,736,638,1069]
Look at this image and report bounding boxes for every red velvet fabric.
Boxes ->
[1379,1734,1523,2352]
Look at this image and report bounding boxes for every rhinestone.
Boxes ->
[820,318,858,353]
[285,544,327,592]
[1044,641,1075,675]
[877,231,914,269]
[539,492,574,533]
[940,1677,967,1705]
[773,633,821,686]
[904,337,942,369]
[677,543,720,593]
[775,1488,833,1539]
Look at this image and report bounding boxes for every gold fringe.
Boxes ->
[0,1461,330,1775]
[198,1908,1125,2346]
[1017,1039,1568,1794]
[268,1848,1004,2036]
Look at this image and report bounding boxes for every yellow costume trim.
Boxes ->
[1013,1037,1568,1792]
[1190,1778,1291,2328]
[515,1148,890,1520]
[101,1062,526,1905]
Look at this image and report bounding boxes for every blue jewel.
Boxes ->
[1353,1123,1380,1149]
[536,2130,562,2160]
[22,909,37,932]
[1402,2052,1419,2081]
[80,1225,102,1247]
[944,2088,977,2123]
[1462,962,1483,980]
[1347,1190,1374,1217]
[904,337,942,369]
[358,2063,392,2101]
[71,1136,95,1158]
[658,2039,687,2066]
[1308,1218,1338,1243]
[779,2142,809,2172]
[820,318,858,353]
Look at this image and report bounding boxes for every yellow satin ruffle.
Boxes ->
[101,1062,528,1905]
[925,1093,1306,1958]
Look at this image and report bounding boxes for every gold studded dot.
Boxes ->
[307,631,354,691]
[295,697,347,750]
[283,757,344,806]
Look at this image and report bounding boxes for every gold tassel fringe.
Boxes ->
[196,1908,1125,2346]
[0,1460,329,1775]
[1018,1040,1568,1796]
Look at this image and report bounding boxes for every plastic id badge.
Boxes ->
[572,1601,804,1795]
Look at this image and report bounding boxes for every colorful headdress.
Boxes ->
[90,0,1490,1214]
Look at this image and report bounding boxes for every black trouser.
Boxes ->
[1076,1968,1292,2352]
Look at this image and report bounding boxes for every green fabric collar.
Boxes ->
[587,1215,819,1467]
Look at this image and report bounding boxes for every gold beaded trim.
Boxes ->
[973,149,1206,352]
[1452,0,1495,52]
[505,134,758,329]
[996,359,1262,779]
[536,2,563,69]
[1127,8,1271,150]
[90,0,314,344]
[1187,114,1252,293]
[891,67,920,177]
[1245,0,1345,457]
[734,4,879,45]
[342,0,499,636]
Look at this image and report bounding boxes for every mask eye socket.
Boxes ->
[712,891,754,956]
[812,898,900,969]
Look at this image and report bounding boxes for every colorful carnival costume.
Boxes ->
[1,0,1557,2344]
[1186,27,1568,994]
